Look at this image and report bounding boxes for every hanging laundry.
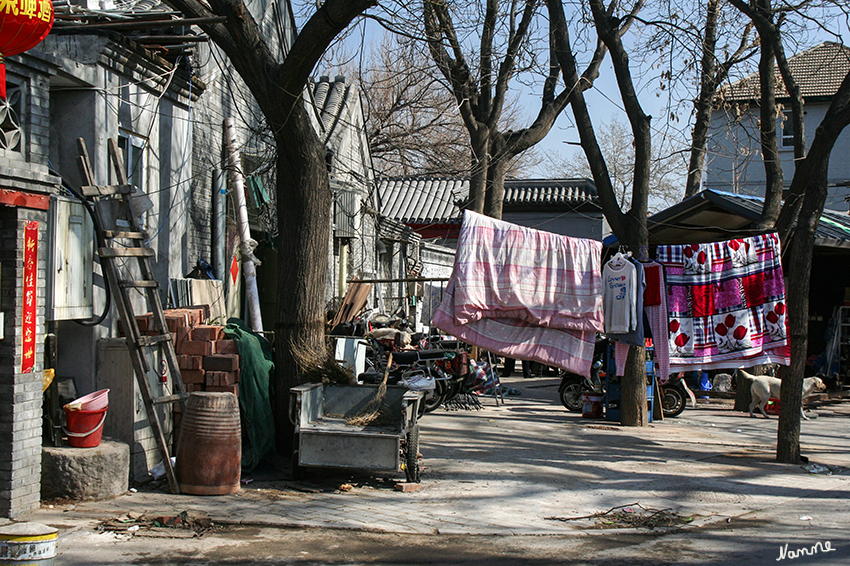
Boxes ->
[607,258,645,346]
[432,211,603,378]
[449,210,604,331]
[602,253,639,334]
[614,261,670,382]
[656,233,790,373]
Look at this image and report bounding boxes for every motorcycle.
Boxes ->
[658,373,696,418]
[558,337,695,418]
[558,338,608,412]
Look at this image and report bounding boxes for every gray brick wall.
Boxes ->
[0,205,49,518]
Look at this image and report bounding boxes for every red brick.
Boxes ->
[203,354,239,372]
[395,482,422,493]
[186,382,205,393]
[205,371,238,387]
[165,313,189,332]
[178,355,203,370]
[135,314,151,333]
[174,327,192,350]
[166,307,205,328]
[181,369,206,384]
[206,385,238,396]
[177,340,213,356]
[214,339,239,354]
[192,325,224,342]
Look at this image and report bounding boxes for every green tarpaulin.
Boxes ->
[222,318,276,472]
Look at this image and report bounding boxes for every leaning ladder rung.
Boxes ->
[119,280,159,289]
[152,393,189,405]
[80,184,134,197]
[104,230,148,240]
[137,334,173,347]
[98,247,155,258]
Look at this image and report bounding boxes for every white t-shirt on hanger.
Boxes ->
[603,258,637,334]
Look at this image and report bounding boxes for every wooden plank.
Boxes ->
[104,230,148,240]
[330,282,373,329]
[80,184,134,197]
[119,280,159,289]
[137,334,173,347]
[98,247,155,258]
[152,393,189,405]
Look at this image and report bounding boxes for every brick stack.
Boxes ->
[123,307,240,431]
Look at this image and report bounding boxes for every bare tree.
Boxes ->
[422,0,608,219]
[722,0,850,464]
[774,69,850,464]
[162,0,376,450]
[358,34,541,179]
[550,117,685,211]
[546,0,657,426]
[357,36,472,177]
[685,0,757,198]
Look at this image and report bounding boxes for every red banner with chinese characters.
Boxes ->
[21,220,37,374]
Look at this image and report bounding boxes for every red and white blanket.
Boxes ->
[657,233,790,372]
[432,211,603,377]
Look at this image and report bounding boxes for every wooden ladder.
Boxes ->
[76,138,187,494]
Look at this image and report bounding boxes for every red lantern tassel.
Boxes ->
[0,59,5,100]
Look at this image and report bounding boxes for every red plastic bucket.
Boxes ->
[63,407,108,448]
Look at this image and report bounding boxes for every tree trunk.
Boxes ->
[469,128,489,214]
[272,103,335,452]
[621,345,648,426]
[775,70,850,463]
[484,134,509,219]
[753,14,783,227]
[734,371,753,412]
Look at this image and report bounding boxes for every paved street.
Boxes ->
[27,376,850,564]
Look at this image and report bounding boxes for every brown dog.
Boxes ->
[740,370,826,419]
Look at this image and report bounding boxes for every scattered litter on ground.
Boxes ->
[545,503,695,530]
[338,484,354,492]
[98,511,214,537]
[799,516,813,521]
[584,425,620,432]
[803,463,840,475]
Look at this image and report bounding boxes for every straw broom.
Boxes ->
[347,353,392,426]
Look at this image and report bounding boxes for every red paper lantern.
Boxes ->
[0,0,54,98]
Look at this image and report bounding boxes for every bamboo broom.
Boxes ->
[347,353,392,426]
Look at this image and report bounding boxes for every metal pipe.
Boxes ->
[223,117,263,333]
[211,169,226,281]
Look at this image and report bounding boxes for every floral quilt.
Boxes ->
[656,233,790,372]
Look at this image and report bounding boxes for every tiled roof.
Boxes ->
[308,75,354,145]
[377,177,598,225]
[504,178,598,207]
[719,42,850,103]
[378,178,469,225]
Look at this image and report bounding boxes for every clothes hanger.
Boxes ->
[608,247,627,269]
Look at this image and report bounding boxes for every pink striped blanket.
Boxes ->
[656,233,790,372]
[432,211,603,377]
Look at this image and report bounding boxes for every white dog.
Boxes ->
[741,370,826,419]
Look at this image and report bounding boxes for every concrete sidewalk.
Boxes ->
[30,377,850,538]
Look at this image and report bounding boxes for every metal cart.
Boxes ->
[289,383,424,482]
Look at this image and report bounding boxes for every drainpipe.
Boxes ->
[223,117,263,333]
[338,241,348,297]
[211,169,226,281]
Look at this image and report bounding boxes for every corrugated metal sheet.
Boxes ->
[636,189,850,249]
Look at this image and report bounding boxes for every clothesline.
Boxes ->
[433,212,790,378]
